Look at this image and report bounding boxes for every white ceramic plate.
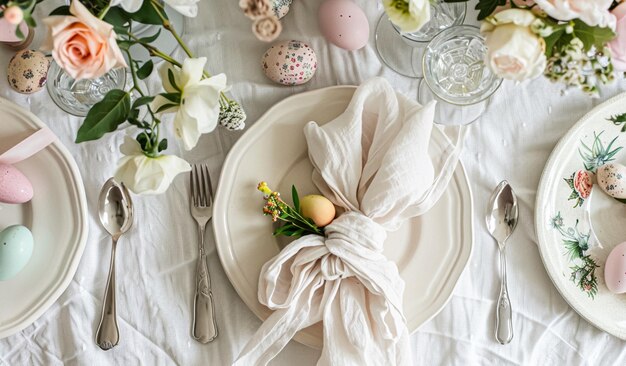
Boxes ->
[0,98,88,338]
[536,92,626,340]
[213,86,474,348]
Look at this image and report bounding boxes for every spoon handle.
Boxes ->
[96,239,119,350]
[495,248,513,345]
[192,224,218,344]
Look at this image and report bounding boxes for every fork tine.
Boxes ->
[203,165,213,206]
[190,165,195,205]
[192,165,200,207]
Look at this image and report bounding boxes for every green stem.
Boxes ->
[98,3,110,19]
[150,0,194,58]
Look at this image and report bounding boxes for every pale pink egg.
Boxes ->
[0,163,33,204]
[604,241,626,294]
[318,0,369,51]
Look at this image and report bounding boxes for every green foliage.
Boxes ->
[76,90,131,142]
[608,112,626,132]
[475,0,506,20]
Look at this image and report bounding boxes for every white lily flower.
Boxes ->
[114,136,191,195]
[152,57,227,150]
[383,0,430,34]
[109,0,143,13]
[164,0,199,17]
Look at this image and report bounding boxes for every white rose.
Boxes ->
[152,57,227,150]
[481,9,548,81]
[534,0,616,29]
[114,136,191,195]
[383,0,430,33]
[109,0,143,13]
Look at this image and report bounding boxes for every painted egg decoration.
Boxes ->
[262,40,317,86]
[0,163,34,204]
[7,49,50,94]
[604,241,626,294]
[597,163,626,199]
[272,0,292,19]
[318,0,369,51]
[0,225,34,281]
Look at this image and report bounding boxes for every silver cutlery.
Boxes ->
[95,178,134,350]
[486,181,518,345]
[190,164,218,343]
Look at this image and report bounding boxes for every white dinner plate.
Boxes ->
[536,92,626,340]
[0,97,88,338]
[213,86,474,348]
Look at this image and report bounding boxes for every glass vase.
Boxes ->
[46,61,127,117]
[375,0,466,78]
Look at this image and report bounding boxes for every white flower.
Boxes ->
[383,0,430,33]
[114,136,191,195]
[152,57,227,150]
[481,9,548,81]
[534,0,616,29]
[109,0,143,13]
[164,0,199,17]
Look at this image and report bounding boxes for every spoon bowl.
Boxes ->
[95,178,133,350]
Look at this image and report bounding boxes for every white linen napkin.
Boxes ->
[234,78,462,366]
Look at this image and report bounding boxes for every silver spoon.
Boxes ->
[95,178,134,350]
[486,180,518,345]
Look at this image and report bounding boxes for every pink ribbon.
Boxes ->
[0,127,57,165]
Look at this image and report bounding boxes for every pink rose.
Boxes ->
[610,2,626,72]
[574,170,593,199]
[534,0,616,29]
[41,1,127,80]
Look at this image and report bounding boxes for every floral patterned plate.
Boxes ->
[536,92,626,340]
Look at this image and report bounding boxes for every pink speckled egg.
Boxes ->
[262,40,317,86]
[318,0,369,51]
[0,163,33,204]
[605,241,626,294]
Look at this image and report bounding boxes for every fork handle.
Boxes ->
[192,224,218,344]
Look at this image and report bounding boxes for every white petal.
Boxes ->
[173,108,202,150]
[164,0,199,17]
[180,57,207,88]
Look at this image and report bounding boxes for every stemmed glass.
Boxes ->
[375,1,466,78]
[418,25,503,126]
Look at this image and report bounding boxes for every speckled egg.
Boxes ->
[0,163,33,204]
[597,163,626,199]
[262,40,317,86]
[318,0,369,51]
[7,50,50,94]
[272,0,292,18]
[0,225,34,281]
[605,241,626,294]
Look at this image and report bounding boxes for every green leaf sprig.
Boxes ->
[257,182,323,238]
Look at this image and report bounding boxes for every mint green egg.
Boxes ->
[0,225,34,281]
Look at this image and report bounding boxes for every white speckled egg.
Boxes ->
[597,163,626,199]
[272,0,292,19]
[318,0,369,51]
[605,241,626,294]
[262,40,317,86]
[7,50,50,94]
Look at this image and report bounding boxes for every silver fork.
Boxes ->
[190,164,218,343]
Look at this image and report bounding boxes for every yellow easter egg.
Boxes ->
[300,194,336,227]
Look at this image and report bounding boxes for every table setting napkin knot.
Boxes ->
[234,78,462,366]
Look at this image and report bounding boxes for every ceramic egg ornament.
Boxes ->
[0,225,34,281]
[318,0,369,51]
[7,50,50,94]
[604,241,626,294]
[262,40,317,86]
[597,163,626,199]
[0,163,33,204]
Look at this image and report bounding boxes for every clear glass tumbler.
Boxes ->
[419,25,503,125]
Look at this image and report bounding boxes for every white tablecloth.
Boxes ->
[2,0,626,365]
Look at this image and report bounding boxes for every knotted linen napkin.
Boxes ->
[235,78,462,366]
